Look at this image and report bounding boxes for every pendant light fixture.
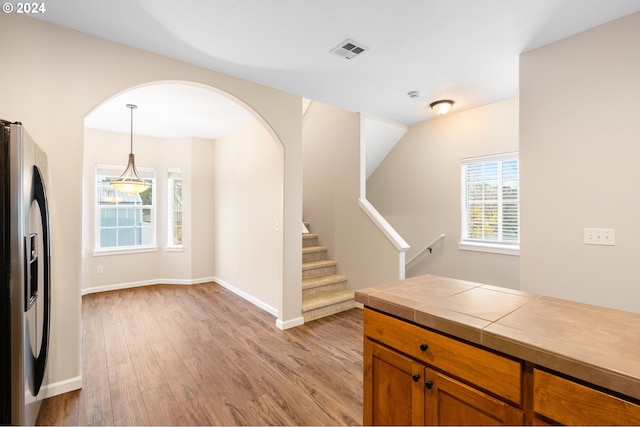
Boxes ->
[111,104,151,195]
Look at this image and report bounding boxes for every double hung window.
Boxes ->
[460,153,519,255]
[167,168,183,247]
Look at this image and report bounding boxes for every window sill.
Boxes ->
[458,241,519,256]
[93,246,158,256]
[165,246,184,252]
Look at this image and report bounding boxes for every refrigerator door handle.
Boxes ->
[30,165,50,396]
[24,233,38,312]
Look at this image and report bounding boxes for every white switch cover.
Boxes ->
[584,228,615,246]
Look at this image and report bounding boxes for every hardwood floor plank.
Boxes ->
[108,362,150,426]
[178,395,218,426]
[37,282,364,426]
[77,350,113,426]
[36,390,80,426]
[149,340,203,403]
[102,317,130,368]
[130,350,168,392]
[142,383,189,426]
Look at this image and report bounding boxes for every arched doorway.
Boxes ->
[81,81,286,323]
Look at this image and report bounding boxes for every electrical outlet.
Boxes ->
[97,265,104,274]
[584,228,615,246]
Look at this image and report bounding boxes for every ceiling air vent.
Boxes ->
[330,39,368,60]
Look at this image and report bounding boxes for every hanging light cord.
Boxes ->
[127,103,137,154]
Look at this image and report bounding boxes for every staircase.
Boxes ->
[302,223,356,322]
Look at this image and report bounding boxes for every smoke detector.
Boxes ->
[330,39,368,60]
[407,91,422,99]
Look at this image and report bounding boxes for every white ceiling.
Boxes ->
[84,83,253,139]
[37,0,640,136]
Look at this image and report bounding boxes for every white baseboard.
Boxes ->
[81,276,217,295]
[213,276,279,318]
[276,316,304,330]
[41,376,82,399]
[81,277,307,330]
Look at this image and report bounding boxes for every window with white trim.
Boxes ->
[95,165,155,251]
[460,153,519,255]
[167,168,183,247]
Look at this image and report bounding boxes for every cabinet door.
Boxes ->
[533,369,640,425]
[364,338,425,426]
[424,368,523,426]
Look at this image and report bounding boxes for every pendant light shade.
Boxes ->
[111,104,150,195]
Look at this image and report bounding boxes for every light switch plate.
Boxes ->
[584,228,615,246]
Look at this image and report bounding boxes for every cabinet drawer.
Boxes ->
[533,369,640,425]
[364,308,521,404]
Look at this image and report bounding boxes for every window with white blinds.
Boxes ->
[167,168,183,247]
[460,153,519,255]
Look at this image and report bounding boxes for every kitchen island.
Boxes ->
[355,274,640,425]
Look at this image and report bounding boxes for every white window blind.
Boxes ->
[461,153,519,251]
[167,168,183,247]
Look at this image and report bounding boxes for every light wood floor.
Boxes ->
[36,283,364,426]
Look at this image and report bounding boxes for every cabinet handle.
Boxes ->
[420,343,429,351]
[425,380,434,390]
[412,374,421,382]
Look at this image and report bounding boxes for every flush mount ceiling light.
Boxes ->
[111,104,151,195]
[430,99,454,115]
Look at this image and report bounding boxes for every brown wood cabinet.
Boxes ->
[364,339,524,425]
[363,308,640,426]
[365,339,425,425]
[533,369,640,425]
[363,308,523,425]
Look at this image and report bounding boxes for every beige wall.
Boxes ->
[520,12,640,313]
[190,137,216,280]
[0,14,302,396]
[212,119,283,313]
[367,98,520,289]
[303,102,403,289]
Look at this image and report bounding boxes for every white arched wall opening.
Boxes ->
[0,14,303,398]
[81,80,301,330]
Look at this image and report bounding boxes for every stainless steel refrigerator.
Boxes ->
[0,120,51,426]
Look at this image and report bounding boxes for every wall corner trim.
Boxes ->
[276,316,305,330]
[41,376,83,400]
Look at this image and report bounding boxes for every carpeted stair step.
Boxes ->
[301,221,356,322]
[303,233,319,248]
[302,290,356,322]
[303,274,348,299]
[302,259,337,279]
[302,245,328,263]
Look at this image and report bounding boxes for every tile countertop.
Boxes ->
[355,274,640,401]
